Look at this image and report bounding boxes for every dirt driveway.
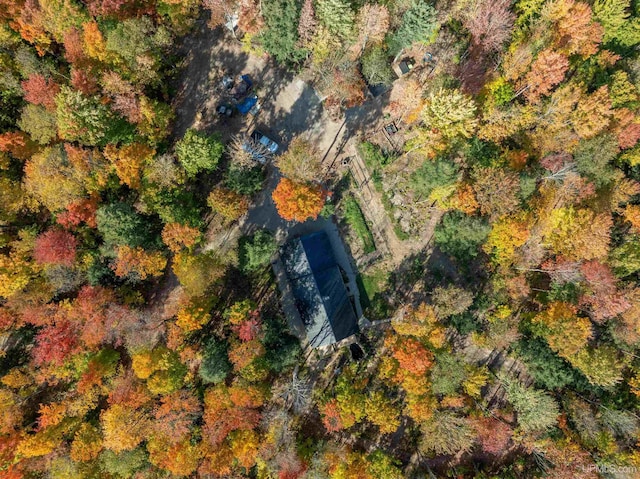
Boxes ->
[172,18,346,157]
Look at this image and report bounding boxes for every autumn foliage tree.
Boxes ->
[542,207,612,260]
[113,246,167,281]
[56,196,99,229]
[33,229,78,266]
[297,0,317,46]
[0,131,38,161]
[21,74,60,110]
[207,187,249,223]
[275,136,323,183]
[523,49,569,103]
[531,302,592,358]
[472,417,513,455]
[272,178,326,222]
[464,0,514,52]
[101,404,149,453]
[32,318,80,367]
[161,222,201,253]
[579,261,630,322]
[354,3,390,50]
[104,143,155,189]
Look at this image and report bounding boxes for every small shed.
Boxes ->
[280,232,359,348]
[398,59,414,75]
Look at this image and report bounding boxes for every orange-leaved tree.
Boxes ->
[113,246,167,281]
[161,223,201,253]
[272,178,326,222]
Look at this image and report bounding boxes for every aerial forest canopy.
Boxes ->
[0,0,640,477]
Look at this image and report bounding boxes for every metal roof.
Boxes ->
[281,231,359,347]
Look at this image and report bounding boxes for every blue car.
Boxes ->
[237,95,258,115]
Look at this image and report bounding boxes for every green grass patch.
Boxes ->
[343,196,376,254]
[357,268,391,320]
[361,268,387,299]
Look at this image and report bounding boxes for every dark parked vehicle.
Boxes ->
[232,74,253,100]
[216,104,233,117]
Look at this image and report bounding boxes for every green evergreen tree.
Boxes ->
[431,353,466,396]
[263,316,302,373]
[261,0,307,64]
[239,230,277,273]
[199,338,231,384]
[434,211,490,260]
[316,0,355,40]
[96,203,156,248]
[387,0,438,55]
[517,338,582,390]
[224,165,266,195]
[502,376,559,433]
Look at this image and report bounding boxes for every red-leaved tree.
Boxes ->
[153,391,202,444]
[32,318,79,366]
[71,68,99,96]
[21,74,60,111]
[0,131,38,160]
[86,0,152,19]
[236,317,261,342]
[580,261,631,322]
[472,417,513,455]
[63,27,85,64]
[524,49,569,103]
[57,196,99,229]
[33,229,78,266]
[320,399,344,432]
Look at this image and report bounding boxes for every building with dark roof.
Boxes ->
[280,231,359,348]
